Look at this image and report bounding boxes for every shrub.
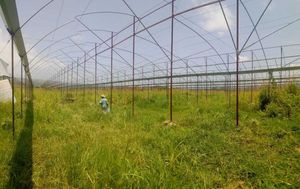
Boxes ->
[265,102,283,118]
[285,83,298,95]
[258,88,271,111]
[276,93,293,117]
[258,81,299,118]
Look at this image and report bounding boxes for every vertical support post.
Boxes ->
[84,53,86,99]
[186,60,188,100]
[71,61,73,92]
[11,34,15,137]
[76,58,79,96]
[25,72,27,101]
[60,69,63,97]
[20,58,23,118]
[166,63,169,100]
[117,72,119,90]
[196,75,199,105]
[210,75,213,96]
[123,72,126,90]
[225,69,228,102]
[63,68,65,96]
[169,0,175,122]
[66,65,69,95]
[142,67,144,91]
[153,65,155,90]
[95,43,97,104]
[236,0,240,128]
[132,16,136,116]
[243,74,246,97]
[228,54,231,107]
[280,46,283,87]
[110,32,113,110]
[147,79,150,100]
[251,51,253,103]
[205,57,208,101]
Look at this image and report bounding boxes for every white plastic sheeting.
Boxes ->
[0,79,16,102]
[0,58,9,77]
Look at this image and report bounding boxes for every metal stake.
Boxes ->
[11,34,15,138]
[169,0,175,122]
[110,32,113,110]
[20,58,23,118]
[236,0,240,128]
[84,53,86,99]
[95,43,97,104]
[251,51,253,103]
[132,16,136,116]
[205,57,208,101]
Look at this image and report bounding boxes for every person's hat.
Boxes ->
[101,94,106,98]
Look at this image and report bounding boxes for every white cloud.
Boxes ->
[192,0,234,34]
[239,55,250,62]
[233,55,250,62]
[70,34,83,43]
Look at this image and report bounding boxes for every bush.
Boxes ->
[265,102,283,118]
[258,88,270,111]
[258,81,300,118]
[258,85,278,111]
[285,83,298,95]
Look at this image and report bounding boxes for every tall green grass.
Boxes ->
[0,86,300,188]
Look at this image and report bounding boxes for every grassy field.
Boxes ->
[0,86,300,188]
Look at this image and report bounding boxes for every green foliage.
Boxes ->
[258,87,271,111]
[285,82,298,95]
[258,81,300,118]
[64,93,75,103]
[265,102,283,118]
[1,88,300,188]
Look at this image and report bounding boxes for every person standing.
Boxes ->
[99,94,110,113]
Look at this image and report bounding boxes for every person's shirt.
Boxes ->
[100,98,108,109]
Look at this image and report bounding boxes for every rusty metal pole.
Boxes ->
[132,16,136,116]
[153,65,155,90]
[169,0,175,122]
[236,0,240,128]
[66,65,69,95]
[25,72,27,102]
[228,54,231,107]
[210,71,212,96]
[117,72,120,91]
[63,68,65,96]
[166,63,169,100]
[186,60,188,100]
[60,69,63,97]
[205,57,208,101]
[123,72,126,91]
[196,75,199,105]
[84,53,86,99]
[20,58,23,118]
[243,75,246,97]
[142,67,144,91]
[95,43,97,104]
[251,51,253,103]
[76,58,79,96]
[147,79,150,100]
[71,61,73,93]
[110,32,113,110]
[280,46,283,87]
[11,34,15,137]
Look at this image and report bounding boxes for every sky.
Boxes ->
[0,0,300,84]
